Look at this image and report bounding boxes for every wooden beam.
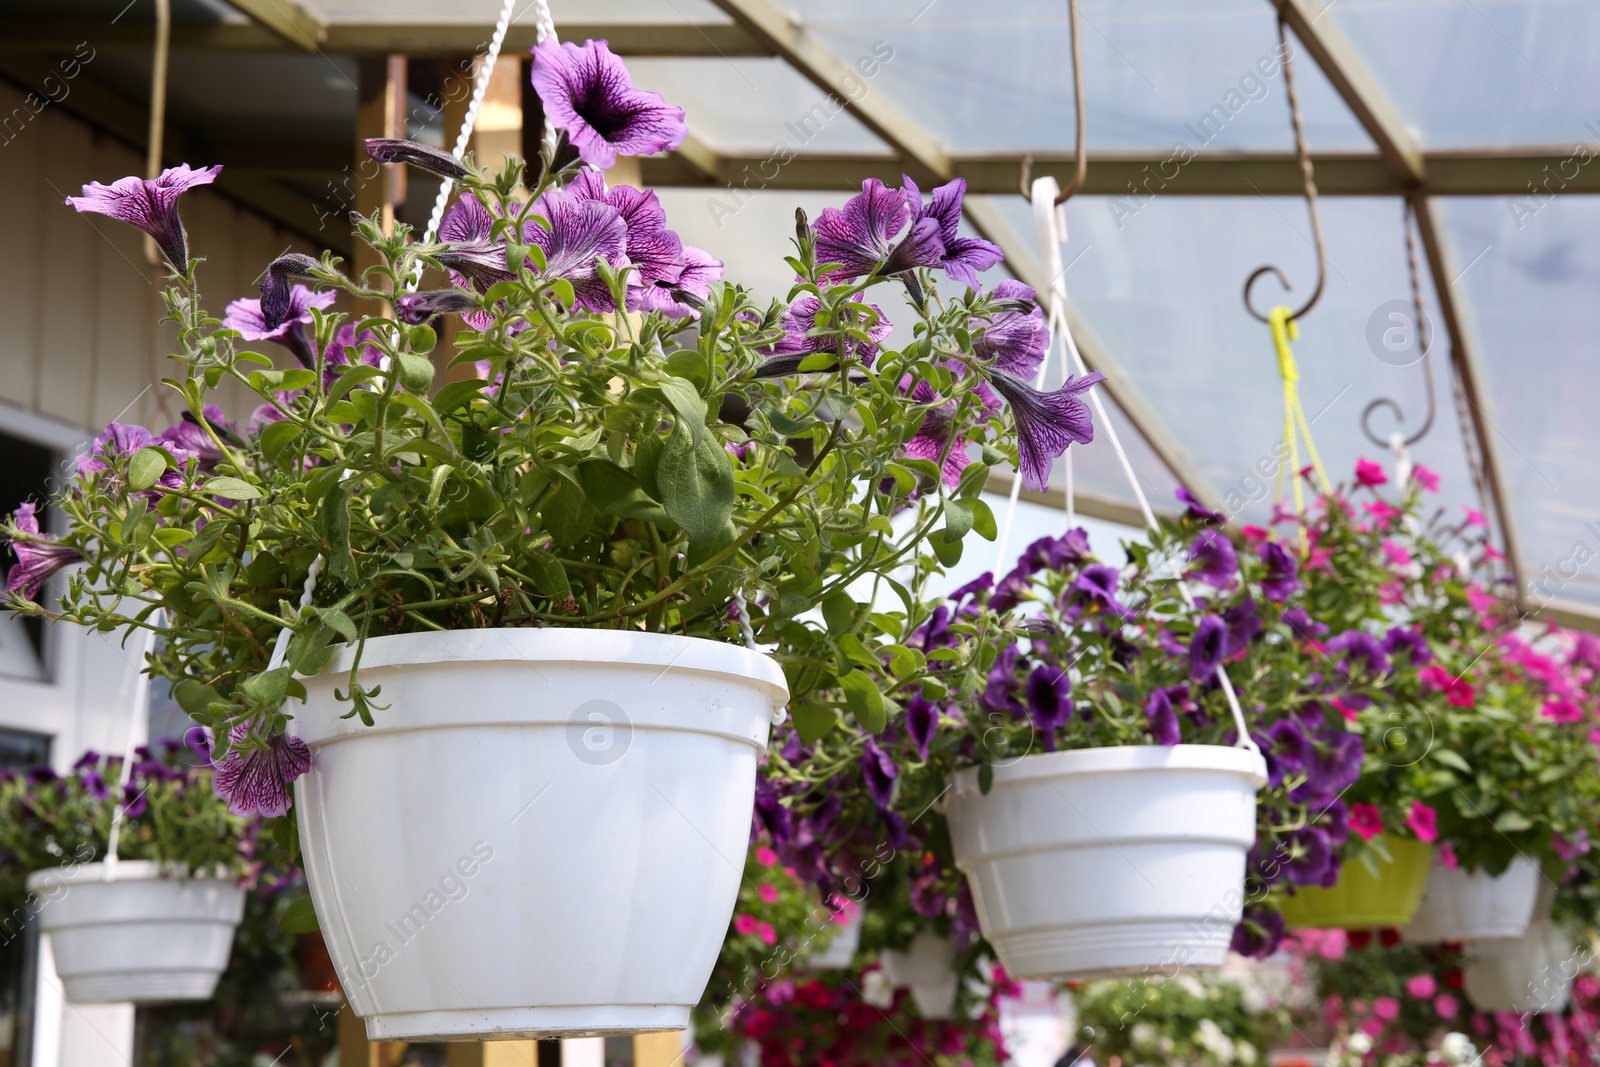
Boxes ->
[1271,0,1425,184]
[1529,598,1600,638]
[708,0,950,183]
[0,20,766,57]
[354,56,407,295]
[218,0,326,52]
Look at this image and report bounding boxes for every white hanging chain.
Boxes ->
[1007,174,1258,755]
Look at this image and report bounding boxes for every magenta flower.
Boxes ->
[1349,802,1383,841]
[988,371,1103,491]
[223,284,334,369]
[1354,457,1388,487]
[209,724,310,818]
[1543,698,1584,724]
[529,38,686,170]
[5,503,82,602]
[1412,463,1440,492]
[734,913,758,936]
[1406,800,1438,842]
[902,175,1003,288]
[1405,974,1437,999]
[1372,996,1400,1022]
[64,164,221,274]
[814,178,944,281]
[567,171,681,287]
[524,186,630,312]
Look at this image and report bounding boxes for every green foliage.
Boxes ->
[1073,972,1286,1067]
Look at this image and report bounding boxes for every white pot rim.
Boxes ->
[949,743,1266,797]
[25,860,232,891]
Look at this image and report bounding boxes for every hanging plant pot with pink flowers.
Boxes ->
[9,31,1114,1042]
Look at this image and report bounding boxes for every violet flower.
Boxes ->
[858,738,897,811]
[979,642,1024,718]
[5,502,81,602]
[1381,626,1431,667]
[1230,904,1286,958]
[363,138,467,180]
[1282,607,1328,642]
[1189,615,1227,681]
[223,284,334,369]
[566,170,684,295]
[903,693,940,760]
[436,195,513,290]
[529,38,686,170]
[64,164,221,275]
[1327,630,1391,678]
[258,253,322,331]
[1068,563,1127,620]
[758,295,891,376]
[158,405,233,469]
[1187,530,1238,590]
[1145,688,1182,746]
[524,186,630,312]
[987,370,1104,491]
[901,380,971,488]
[1285,825,1334,886]
[1026,664,1071,747]
[634,245,723,318]
[1177,486,1226,525]
[973,280,1046,379]
[1257,540,1299,602]
[902,175,1004,288]
[814,178,944,282]
[208,724,311,818]
[1223,598,1260,655]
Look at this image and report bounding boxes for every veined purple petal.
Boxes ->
[258,253,321,331]
[631,245,723,318]
[209,724,310,818]
[858,737,897,811]
[78,423,159,475]
[987,371,1104,491]
[64,164,221,274]
[5,502,81,602]
[525,187,629,312]
[1257,540,1299,602]
[880,216,945,276]
[529,38,686,170]
[904,175,1003,288]
[814,178,909,281]
[1187,529,1238,589]
[974,280,1047,380]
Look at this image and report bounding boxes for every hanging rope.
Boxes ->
[1267,305,1333,516]
[1019,0,1086,206]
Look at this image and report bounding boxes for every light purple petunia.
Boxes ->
[633,245,723,318]
[1145,688,1183,746]
[529,38,686,171]
[814,178,944,282]
[902,175,1004,288]
[986,370,1104,491]
[5,502,82,602]
[524,186,630,312]
[64,164,221,274]
[973,280,1047,379]
[567,171,682,287]
[78,422,160,476]
[436,195,514,290]
[158,405,234,470]
[395,289,479,325]
[901,379,971,488]
[223,284,334,369]
[208,723,311,818]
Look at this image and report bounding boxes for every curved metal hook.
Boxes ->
[1240,15,1327,324]
[1021,0,1086,205]
[1360,200,1438,449]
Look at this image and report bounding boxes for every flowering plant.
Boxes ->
[6,40,1103,816]
[0,740,265,908]
[1072,971,1284,1067]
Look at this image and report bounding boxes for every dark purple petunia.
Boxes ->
[910,866,947,919]
[979,642,1025,719]
[901,175,1003,288]
[1267,718,1313,774]
[1177,486,1226,525]
[1327,630,1391,678]
[759,295,892,376]
[1223,598,1260,656]
[1321,798,1351,844]
[913,605,954,653]
[1145,688,1182,746]
[1293,731,1364,805]
[1382,626,1431,667]
[1069,562,1128,620]
[754,778,793,845]
[1257,541,1299,603]
[1189,615,1228,681]
[973,280,1046,379]
[120,781,149,818]
[65,164,221,275]
[223,284,334,369]
[1048,528,1093,570]
[209,724,311,818]
[858,738,897,811]
[903,693,940,760]
[950,572,994,606]
[6,502,82,602]
[1187,530,1238,590]
[986,371,1104,492]
[258,253,322,331]
[814,178,944,282]
[395,289,479,325]
[1230,904,1286,959]
[524,186,631,312]
[1285,825,1334,886]
[989,568,1032,614]
[363,137,468,180]
[1282,607,1329,642]
[1026,664,1071,747]
[529,38,686,170]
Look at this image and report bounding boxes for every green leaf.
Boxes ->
[279,895,320,934]
[790,704,839,745]
[931,531,964,566]
[395,352,435,394]
[1432,749,1472,774]
[839,669,886,732]
[942,500,973,541]
[656,426,735,548]
[128,447,169,492]
[521,549,572,599]
[634,432,664,501]
[549,278,576,308]
[185,516,229,562]
[326,364,385,404]
[321,479,356,581]
[541,479,594,548]
[1494,811,1533,833]
[957,461,991,498]
[836,633,878,669]
[967,498,997,540]
[391,392,448,440]
[796,353,837,373]
[205,476,262,500]
[978,763,995,795]
[575,459,672,524]
[651,376,708,446]
[174,679,222,717]
[315,607,358,643]
[821,592,857,635]
[766,409,812,436]
[241,667,292,707]
[259,420,303,463]
[433,379,487,414]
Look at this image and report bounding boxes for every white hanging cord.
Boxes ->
[1388,430,1412,489]
[104,618,163,881]
[1023,175,1259,756]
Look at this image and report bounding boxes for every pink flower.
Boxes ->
[1330,697,1361,722]
[758,884,779,904]
[755,846,779,867]
[1439,843,1459,869]
[1406,974,1437,999]
[828,895,859,923]
[1351,803,1384,841]
[734,914,758,936]
[1382,540,1413,568]
[1413,465,1440,492]
[1542,699,1584,724]
[1484,543,1506,562]
[1419,664,1476,707]
[1407,801,1439,843]
[1240,524,1270,541]
[1373,996,1401,1021]
[1378,581,1404,605]
[1365,500,1402,525]
[1361,1016,1387,1037]
[1434,993,1459,1019]
[1355,458,1389,487]
[756,921,777,946]
[1464,507,1488,528]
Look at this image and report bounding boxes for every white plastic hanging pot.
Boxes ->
[291,628,788,1042]
[804,903,862,970]
[26,861,244,1004]
[1404,857,1540,943]
[946,744,1266,981]
[879,929,958,1020]
[1463,920,1575,1013]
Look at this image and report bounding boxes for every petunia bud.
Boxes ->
[259,253,321,330]
[795,207,811,244]
[363,138,468,181]
[394,352,435,394]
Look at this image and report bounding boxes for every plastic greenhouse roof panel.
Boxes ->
[790,0,1373,152]
[989,192,1480,531]
[1328,0,1600,149]
[1436,196,1600,612]
[301,0,730,21]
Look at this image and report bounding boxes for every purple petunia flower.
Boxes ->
[900,380,971,488]
[858,737,897,811]
[987,370,1104,491]
[1026,664,1071,747]
[1230,904,1286,958]
[973,280,1047,379]
[1267,718,1313,774]
[5,502,82,602]
[754,777,793,846]
[1145,688,1182,746]
[208,724,311,818]
[1189,615,1227,681]
[903,693,940,760]
[157,405,233,470]
[1282,607,1329,642]
[634,245,723,318]
[524,186,630,312]
[1187,530,1238,590]
[759,295,892,376]
[64,164,221,275]
[814,178,944,282]
[1381,626,1431,667]
[1257,541,1299,602]
[529,38,686,171]
[1223,598,1260,655]
[77,422,159,476]
[1177,486,1226,525]
[1293,732,1364,805]
[1327,630,1391,678]
[258,254,322,331]
[1285,825,1335,886]
[1069,563,1128,620]
[566,171,685,295]
[979,642,1024,719]
[901,175,1004,288]
[949,572,994,605]
[436,194,513,291]
[223,284,334,369]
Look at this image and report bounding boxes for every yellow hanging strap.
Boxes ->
[1268,305,1333,520]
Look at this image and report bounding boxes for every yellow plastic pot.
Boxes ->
[1278,838,1434,930]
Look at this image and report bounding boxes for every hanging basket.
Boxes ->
[803,902,862,970]
[879,929,959,1020]
[291,628,787,1043]
[26,861,244,1004]
[1463,920,1574,1013]
[1402,856,1540,943]
[1277,838,1433,930]
[946,744,1266,981]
